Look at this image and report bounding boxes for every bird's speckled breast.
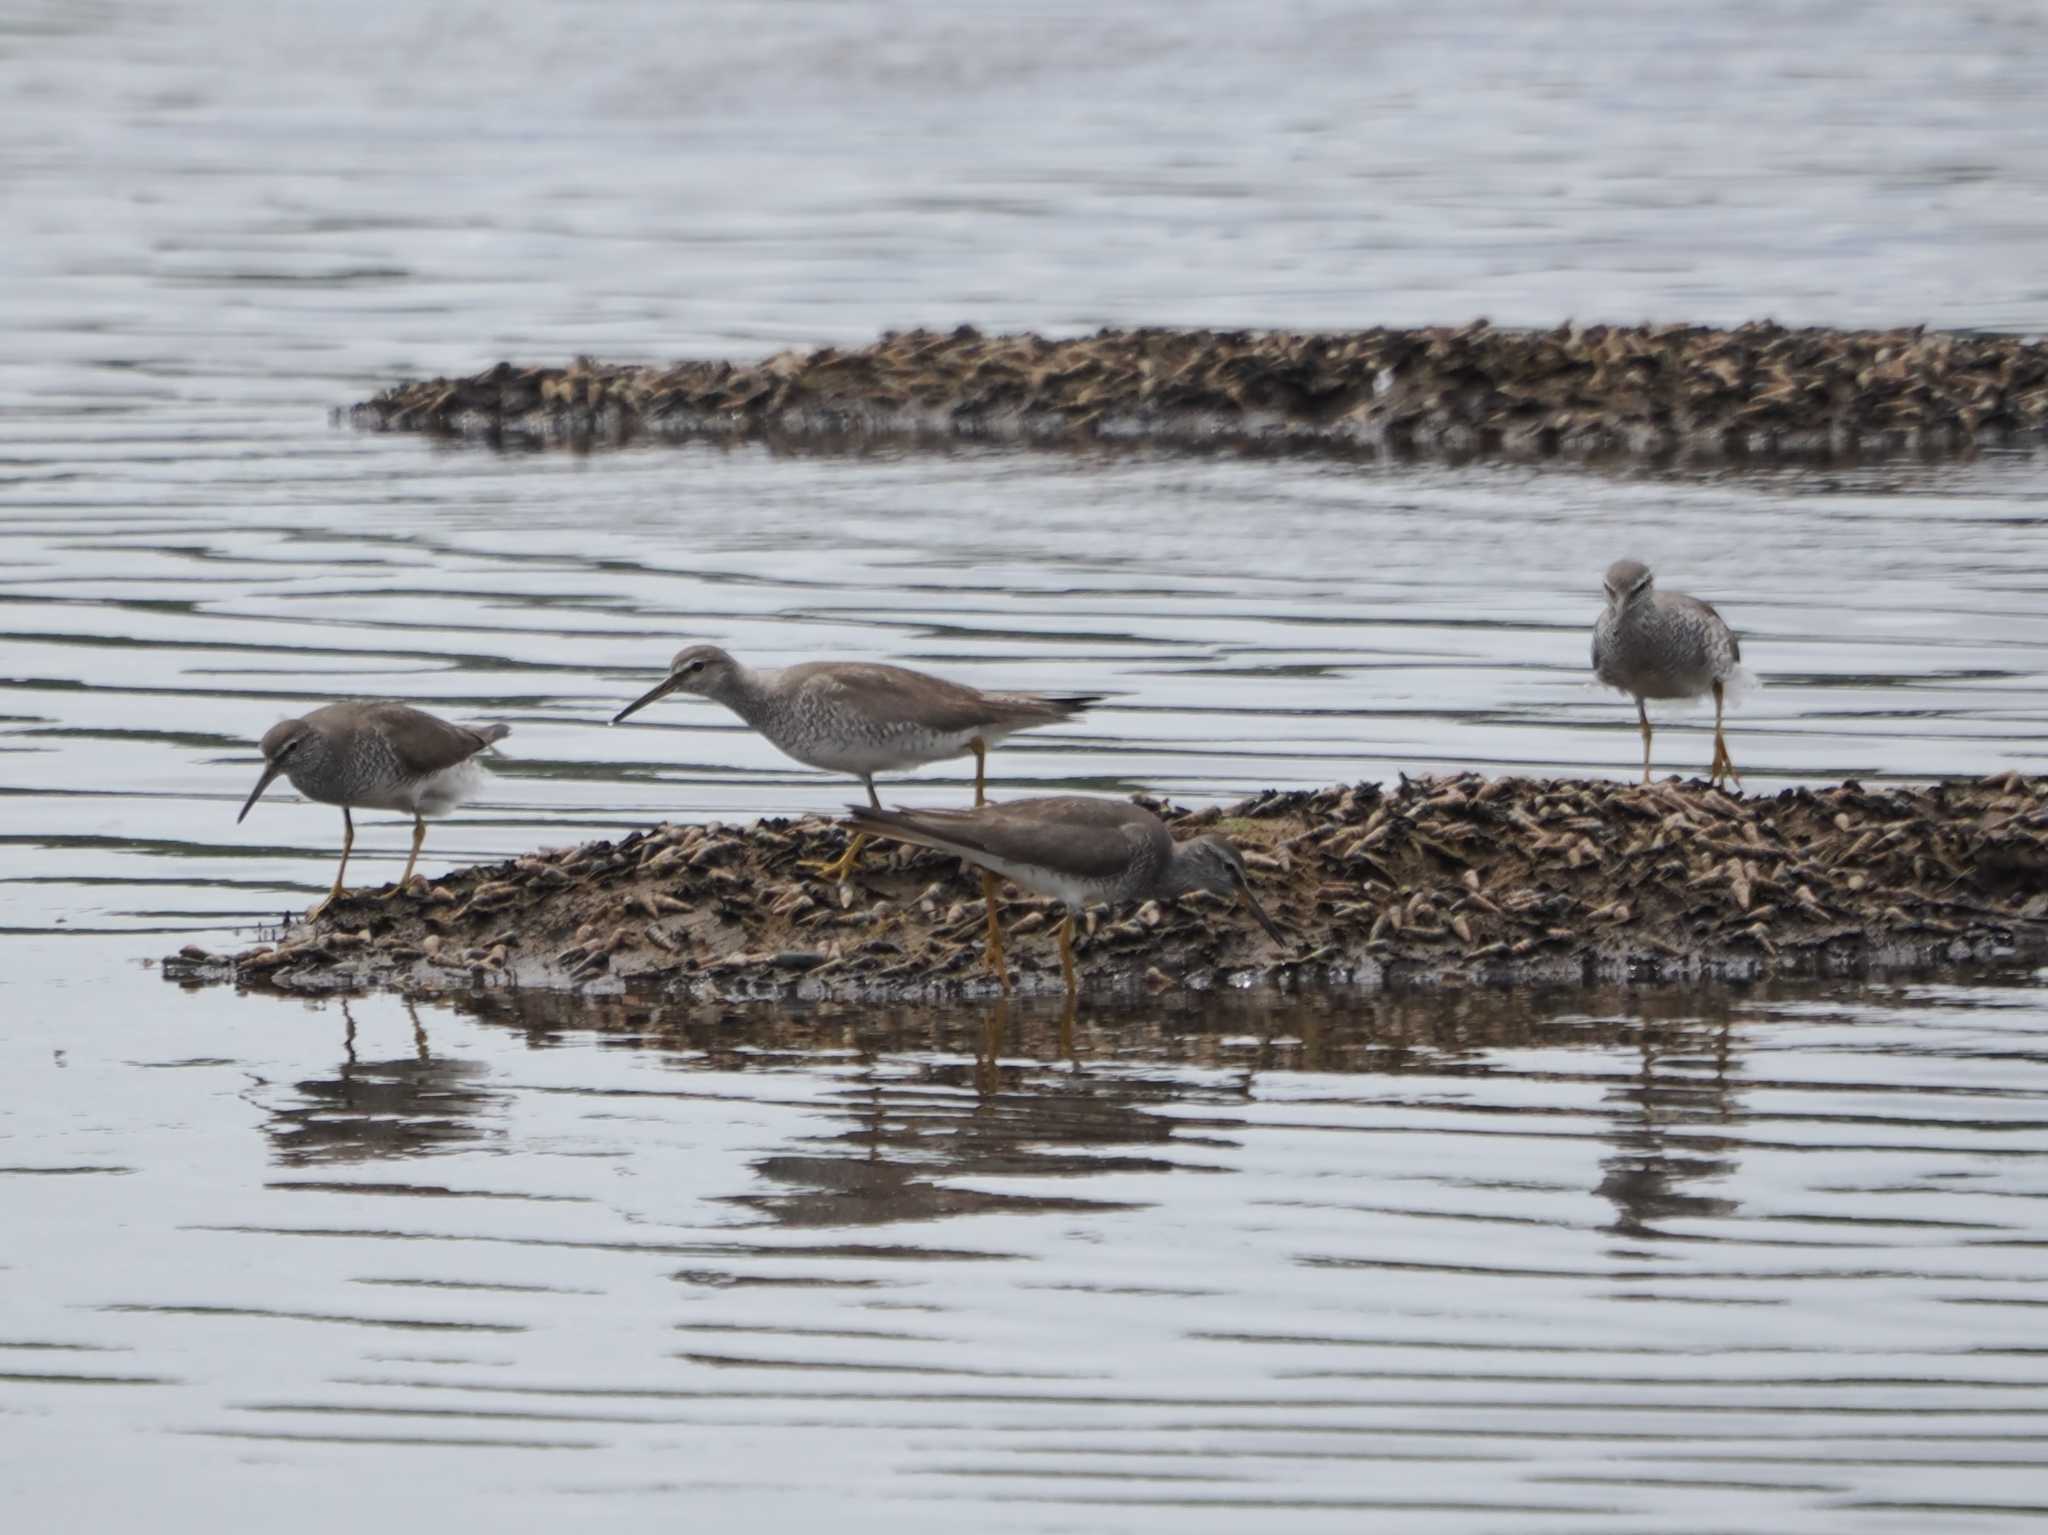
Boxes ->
[1594,597,1733,700]
[748,691,989,776]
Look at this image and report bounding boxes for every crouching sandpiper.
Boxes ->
[846,795,1288,996]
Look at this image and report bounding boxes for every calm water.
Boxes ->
[4,2,2048,1529]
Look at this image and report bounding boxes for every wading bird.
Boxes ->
[846,795,1287,995]
[1592,559,1748,787]
[611,645,1099,880]
[238,702,509,917]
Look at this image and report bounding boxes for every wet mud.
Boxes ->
[162,772,2048,1001]
[351,322,2048,462]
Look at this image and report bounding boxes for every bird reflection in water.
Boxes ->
[422,982,1802,1240]
[975,994,1082,1099]
[1595,997,1741,1240]
[264,999,499,1166]
[743,993,1159,1229]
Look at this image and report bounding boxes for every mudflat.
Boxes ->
[165,771,2048,1000]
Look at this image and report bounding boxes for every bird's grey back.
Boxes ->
[311,701,508,776]
[848,794,1168,900]
[779,662,1091,732]
[743,665,1094,771]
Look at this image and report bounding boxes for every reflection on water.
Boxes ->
[9,972,2046,1528]
[1596,1023,1741,1238]
[263,1002,500,1167]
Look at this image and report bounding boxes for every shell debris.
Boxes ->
[163,771,2048,999]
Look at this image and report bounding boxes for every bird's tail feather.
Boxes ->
[1721,667,1761,709]
[998,692,1103,721]
[844,804,980,862]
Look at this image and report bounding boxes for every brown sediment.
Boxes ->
[162,771,2048,1001]
[347,322,2048,462]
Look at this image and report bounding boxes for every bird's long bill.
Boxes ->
[611,673,681,726]
[1234,876,1287,945]
[236,760,286,823]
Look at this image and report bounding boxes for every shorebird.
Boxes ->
[1592,558,1748,787]
[237,702,510,917]
[845,795,1287,995]
[610,645,1100,880]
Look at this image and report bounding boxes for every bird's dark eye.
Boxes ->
[683,660,704,675]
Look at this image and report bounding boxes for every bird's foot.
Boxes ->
[801,845,864,883]
[382,875,429,901]
[1710,743,1742,790]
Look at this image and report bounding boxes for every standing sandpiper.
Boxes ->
[1592,559,1748,787]
[610,645,1100,880]
[237,701,509,917]
[846,795,1287,996]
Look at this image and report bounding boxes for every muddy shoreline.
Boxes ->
[162,772,2048,1002]
[348,322,2048,462]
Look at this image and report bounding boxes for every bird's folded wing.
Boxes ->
[1671,594,1739,655]
[362,701,501,773]
[852,802,1141,882]
[793,664,995,731]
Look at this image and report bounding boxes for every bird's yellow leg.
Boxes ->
[1637,699,1654,785]
[802,832,868,882]
[1057,911,1079,997]
[981,871,1009,994]
[971,737,988,807]
[1710,681,1741,789]
[309,808,353,922]
[802,778,876,880]
[388,814,427,896]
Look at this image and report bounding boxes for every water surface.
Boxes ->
[4,2,2048,1529]
[10,968,2048,1531]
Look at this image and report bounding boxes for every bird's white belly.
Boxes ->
[1618,669,1714,701]
[374,759,487,818]
[970,851,1105,911]
[786,727,989,778]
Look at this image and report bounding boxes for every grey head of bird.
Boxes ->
[1169,834,1288,945]
[1603,558,1654,612]
[237,716,324,822]
[611,644,745,725]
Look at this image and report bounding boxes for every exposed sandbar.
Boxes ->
[349,322,2048,462]
[162,772,2048,1000]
